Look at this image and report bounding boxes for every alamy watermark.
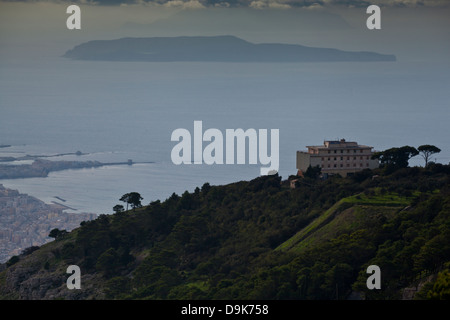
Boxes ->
[66,4,380,31]
[66,265,81,289]
[66,5,81,30]
[366,5,381,30]
[171,121,279,176]
[366,265,381,290]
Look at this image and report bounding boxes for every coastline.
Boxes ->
[0,184,97,263]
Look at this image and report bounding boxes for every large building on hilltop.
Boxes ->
[296,139,379,178]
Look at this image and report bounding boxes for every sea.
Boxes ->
[0,57,449,215]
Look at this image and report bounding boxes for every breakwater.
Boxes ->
[0,159,153,179]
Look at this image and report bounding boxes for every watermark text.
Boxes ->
[171,121,279,175]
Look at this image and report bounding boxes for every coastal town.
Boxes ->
[0,184,96,263]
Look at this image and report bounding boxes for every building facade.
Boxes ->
[296,139,379,177]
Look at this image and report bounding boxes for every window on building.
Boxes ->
[340,157,343,160]
[347,164,350,167]
[334,164,337,168]
[340,164,343,167]
[340,150,343,153]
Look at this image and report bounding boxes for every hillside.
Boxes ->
[1,164,449,300]
[63,36,396,62]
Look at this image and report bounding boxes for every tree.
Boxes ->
[418,145,441,167]
[6,255,19,267]
[120,192,143,211]
[113,204,125,214]
[48,228,67,240]
[304,165,321,179]
[427,267,450,299]
[372,146,418,171]
[95,247,128,278]
[21,246,40,256]
[201,182,211,194]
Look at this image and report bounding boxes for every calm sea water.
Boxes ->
[0,58,449,214]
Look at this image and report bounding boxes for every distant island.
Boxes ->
[63,35,396,63]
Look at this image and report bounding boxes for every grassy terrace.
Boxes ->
[276,189,418,253]
[341,188,420,207]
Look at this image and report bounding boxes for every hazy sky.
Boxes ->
[0,0,449,62]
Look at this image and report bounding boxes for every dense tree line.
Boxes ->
[372,144,441,172]
[5,157,449,300]
[35,160,448,300]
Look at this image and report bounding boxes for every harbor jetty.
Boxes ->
[0,158,153,180]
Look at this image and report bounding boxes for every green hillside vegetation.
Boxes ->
[276,188,419,253]
[1,163,449,300]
